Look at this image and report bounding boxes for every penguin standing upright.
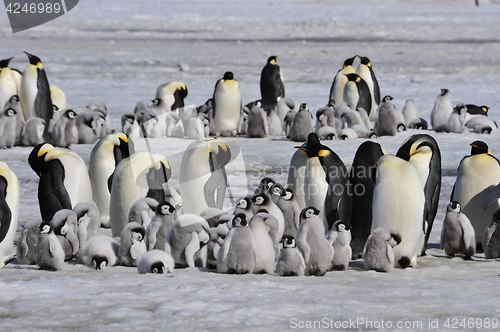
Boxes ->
[355,56,380,121]
[3,95,25,146]
[0,106,17,149]
[430,89,453,132]
[327,220,352,271]
[343,73,372,117]
[20,52,53,141]
[155,81,188,113]
[213,72,241,137]
[276,236,305,277]
[0,57,18,111]
[452,141,500,247]
[51,109,78,148]
[440,201,476,259]
[373,96,398,137]
[483,209,500,259]
[0,162,20,267]
[260,56,285,109]
[246,101,269,138]
[287,141,308,209]
[447,103,467,133]
[36,220,65,271]
[289,103,314,142]
[277,188,301,238]
[329,55,356,105]
[396,134,441,255]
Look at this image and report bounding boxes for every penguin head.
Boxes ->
[259,177,275,193]
[440,88,450,96]
[252,193,267,206]
[358,56,371,66]
[131,227,145,242]
[233,213,248,227]
[236,197,251,210]
[267,56,277,65]
[5,108,16,117]
[207,138,231,170]
[92,255,108,270]
[302,206,321,219]
[28,143,54,176]
[150,261,166,274]
[448,201,461,213]
[223,72,234,80]
[454,103,467,114]
[145,161,172,190]
[24,52,43,68]
[470,141,489,155]
[299,103,309,112]
[151,98,164,107]
[270,183,284,196]
[282,236,296,248]
[157,202,175,216]
[296,132,331,159]
[334,220,350,232]
[0,57,13,68]
[39,221,52,234]
[281,188,294,200]
[345,73,361,83]
[65,109,77,119]
[9,95,20,103]
[389,234,402,247]
[343,56,356,68]
[382,95,393,103]
[112,133,134,165]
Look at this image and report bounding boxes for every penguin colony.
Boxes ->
[1,53,499,276]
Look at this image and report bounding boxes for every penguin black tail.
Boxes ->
[398,256,412,269]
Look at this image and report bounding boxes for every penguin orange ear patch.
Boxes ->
[5,0,79,33]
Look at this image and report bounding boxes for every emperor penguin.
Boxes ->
[16,220,41,265]
[327,220,352,271]
[446,103,467,133]
[138,250,175,274]
[155,81,188,113]
[3,95,25,146]
[28,143,93,221]
[128,197,158,230]
[79,235,120,270]
[217,213,257,274]
[287,141,308,210]
[277,188,301,238]
[72,203,100,249]
[122,113,139,140]
[75,111,100,144]
[296,207,334,276]
[348,141,387,258]
[276,236,305,277]
[355,56,380,120]
[402,99,419,127]
[109,151,171,237]
[247,101,269,138]
[179,138,231,216]
[483,209,500,259]
[289,103,314,142]
[396,134,441,255]
[118,222,147,267]
[233,197,254,221]
[89,133,133,228]
[49,85,67,113]
[452,141,500,247]
[297,132,351,231]
[0,57,18,111]
[440,201,476,259]
[165,214,211,268]
[430,89,453,132]
[248,214,277,274]
[343,73,372,117]
[21,117,45,146]
[0,106,17,148]
[329,55,356,105]
[145,201,176,251]
[269,182,284,205]
[36,220,65,271]
[254,210,281,261]
[51,109,78,148]
[254,177,276,196]
[260,55,285,109]
[363,226,402,273]
[373,95,397,137]
[469,116,497,134]
[20,52,53,141]
[251,193,285,240]
[0,162,19,267]
[213,72,241,137]
[267,103,283,136]
[50,209,79,260]
[372,155,425,268]
[150,97,167,115]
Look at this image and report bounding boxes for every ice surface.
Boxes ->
[1,0,500,331]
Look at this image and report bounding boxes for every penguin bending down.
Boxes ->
[128,197,158,230]
[355,56,380,120]
[80,235,120,270]
[118,222,147,267]
[22,117,45,146]
[446,103,467,133]
[329,55,356,105]
[0,162,20,267]
[276,236,305,277]
[16,220,41,265]
[213,72,241,137]
[138,250,175,274]
[155,81,188,113]
[50,209,79,260]
[440,201,475,259]
[251,193,285,240]
[72,203,100,249]
[363,226,402,273]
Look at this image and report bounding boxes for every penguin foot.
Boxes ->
[397,256,412,268]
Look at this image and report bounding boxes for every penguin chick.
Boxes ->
[233,197,254,221]
[440,201,476,259]
[289,103,314,142]
[254,177,276,196]
[80,235,120,270]
[128,197,158,230]
[363,226,402,273]
[327,220,352,271]
[483,209,500,259]
[145,202,176,251]
[269,182,284,205]
[50,209,79,260]
[373,95,397,137]
[0,107,17,148]
[16,220,41,265]
[246,101,269,138]
[118,222,147,267]
[249,214,276,274]
[138,250,175,274]
[36,220,65,271]
[251,192,285,240]
[276,236,305,277]
[51,109,78,148]
[431,89,453,132]
[277,188,301,238]
[72,203,100,249]
[22,117,45,146]
[446,103,467,133]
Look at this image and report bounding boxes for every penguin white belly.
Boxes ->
[0,165,20,267]
[452,156,500,243]
[356,65,377,116]
[58,154,93,208]
[214,85,241,136]
[20,67,38,120]
[331,73,348,105]
[407,151,431,190]
[179,173,211,215]
[287,149,308,210]
[0,69,17,110]
[343,83,359,111]
[304,157,328,229]
[89,145,115,227]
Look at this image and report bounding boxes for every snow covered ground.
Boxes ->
[1,0,500,331]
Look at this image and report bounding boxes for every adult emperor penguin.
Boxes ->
[483,209,500,259]
[145,201,176,251]
[327,220,352,271]
[276,236,305,277]
[217,213,257,274]
[440,201,476,259]
[372,155,425,268]
[165,214,211,268]
[0,106,17,148]
[155,81,188,113]
[36,220,65,271]
[348,141,387,258]
[20,52,53,141]
[246,101,269,138]
[118,222,147,267]
[79,235,120,270]
[260,55,285,109]
[89,133,133,228]
[28,143,93,221]
[452,141,500,247]
[343,73,372,117]
[296,207,334,276]
[430,89,453,132]
[363,226,402,273]
[329,55,356,105]
[297,132,351,231]
[287,141,308,210]
[138,250,175,274]
[16,220,41,265]
[355,56,380,121]
[109,151,171,237]
[277,188,301,238]
[0,162,19,267]
[289,103,314,142]
[396,134,441,255]
[213,72,241,137]
[179,137,231,216]
[51,109,78,148]
[0,57,18,111]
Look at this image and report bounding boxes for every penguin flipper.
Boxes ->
[220,230,233,262]
[296,226,310,263]
[35,69,53,137]
[484,224,496,249]
[370,68,381,105]
[164,230,172,254]
[146,220,160,250]
[326,230,338,245]
[20,231,29,258]
[484,183,500,209]
[276,73,285,98]
[48,238,58,257]
[185,231,200,268]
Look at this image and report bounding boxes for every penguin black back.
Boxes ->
[0,176,12,243]
[260,55,285,107]
[345,73,372,114]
